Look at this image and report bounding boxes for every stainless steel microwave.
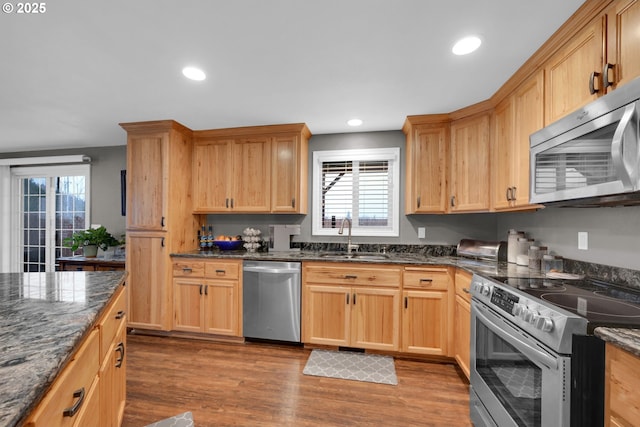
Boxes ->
[529,77,640,207]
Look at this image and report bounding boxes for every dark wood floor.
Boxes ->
[122,334,472,427]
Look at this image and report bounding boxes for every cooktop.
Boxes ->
[497,276,640,331]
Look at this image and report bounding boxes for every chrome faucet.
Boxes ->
[338,218,359,253]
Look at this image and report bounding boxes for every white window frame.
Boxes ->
[312,147,400,237]
[9,164,91,272]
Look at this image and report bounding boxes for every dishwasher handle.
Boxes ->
[243,266,301,274]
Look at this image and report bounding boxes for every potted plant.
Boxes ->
[63,226,123,258]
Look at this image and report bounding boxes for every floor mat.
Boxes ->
[302,349,397,385]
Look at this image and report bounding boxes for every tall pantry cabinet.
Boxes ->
[121,120,200,331]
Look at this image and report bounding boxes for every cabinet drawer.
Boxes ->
[304,263,401,287]
[403,267,451,290]
[204,261,240,280]
[455,269,472,303]
[99,286,127,362]
[26,329,99,427]
[173,261,205,278]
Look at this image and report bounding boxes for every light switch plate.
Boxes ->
[418,227,426,239]
[578,232,588,250]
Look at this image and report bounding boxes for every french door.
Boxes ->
[11,165,90,272]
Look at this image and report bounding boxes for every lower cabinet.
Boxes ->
[401,266,453,356]
[605,342,640,427]
[302,263,401,351]
[453,269,472,380]
[172,258,242,337]
[25,284,127,427]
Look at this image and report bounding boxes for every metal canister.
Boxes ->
[507,230,525,264]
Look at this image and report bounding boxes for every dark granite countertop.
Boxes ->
[0,271,126,427]
[594,327,640,357]
[171,250,551,279]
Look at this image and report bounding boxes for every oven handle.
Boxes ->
[474,303,558,370]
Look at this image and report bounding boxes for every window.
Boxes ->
[10,165,90,272]
[312,148,400,237]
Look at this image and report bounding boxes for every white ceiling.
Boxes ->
[0,0,585,153]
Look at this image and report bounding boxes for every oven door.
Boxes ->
[470,299,571,427]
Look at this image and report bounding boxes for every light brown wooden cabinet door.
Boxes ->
[544,18,604,124]
[126,133,166,230]
[173,279,205,333]
[271,134,308,213]
[450,113,490,212]
[605,0,640,91]
[350,288,400,351]
[203,280,240,336]
[303,285,351,346]
[126,233,167,330]
[232,137,271,212]
[401,290,448,356]
[407,124,448,213]
[192,139,234,211]
[605,343,640,427]
[492,71,544,211]
[492,98,515,210]
[99,321,127,427]
[454,294,471,380]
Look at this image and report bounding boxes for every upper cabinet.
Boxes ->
[492,71,544,211]
[449,110,491,212]
[403,115,449,214]
[604,0,640,91]
[544,0,640,124]
[193,124,310,214]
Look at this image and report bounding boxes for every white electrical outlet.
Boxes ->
[578,232,588,250]
[418,227,426,239]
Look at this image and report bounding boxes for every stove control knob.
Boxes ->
[480,284,491,296]
[522,309,535,323]
[535,316,555,332]
[513,303,525,317]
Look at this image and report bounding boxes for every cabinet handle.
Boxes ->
[589,71,601,95]
[420,278,433,284]
[506,187,512,201]
[603,63,615,90]
[199,284,204,295]
[450,195,456,207]
[62,387,85,417]
[404,296,408,309]
[226,198,229,208]
[231,198,234,208]
[352,293,356,305]
[291,197,296,208]
[417,196,421,208]
[215,269,226,275]
[115,342,125,368]
[344,275,358,280]
[346,293,350,305]
[161,216,165,227]
[204,285,208,296]
[182,267,193,273]
[463,288,470,294]
[115,310,126,320]
[511,187,517,201]
[161,237,165,247]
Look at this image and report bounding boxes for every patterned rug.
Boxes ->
[302,349,397,385]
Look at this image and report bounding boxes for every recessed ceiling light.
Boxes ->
[347,118,363,127]
[182,66,206,81]
[452,36,482,55]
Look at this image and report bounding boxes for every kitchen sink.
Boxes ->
[318,252,390,260]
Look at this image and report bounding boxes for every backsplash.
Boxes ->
[563,259,640,291]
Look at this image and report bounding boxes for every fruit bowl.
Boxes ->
[213,240,244,251]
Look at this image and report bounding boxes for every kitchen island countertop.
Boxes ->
[0,271,126,427]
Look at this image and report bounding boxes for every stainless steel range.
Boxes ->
[469,274,640,427]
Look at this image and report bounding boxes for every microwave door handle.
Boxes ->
[474,303,558,370]
[611,103,638,188]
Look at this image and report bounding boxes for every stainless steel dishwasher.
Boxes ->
[242,260,301,343]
